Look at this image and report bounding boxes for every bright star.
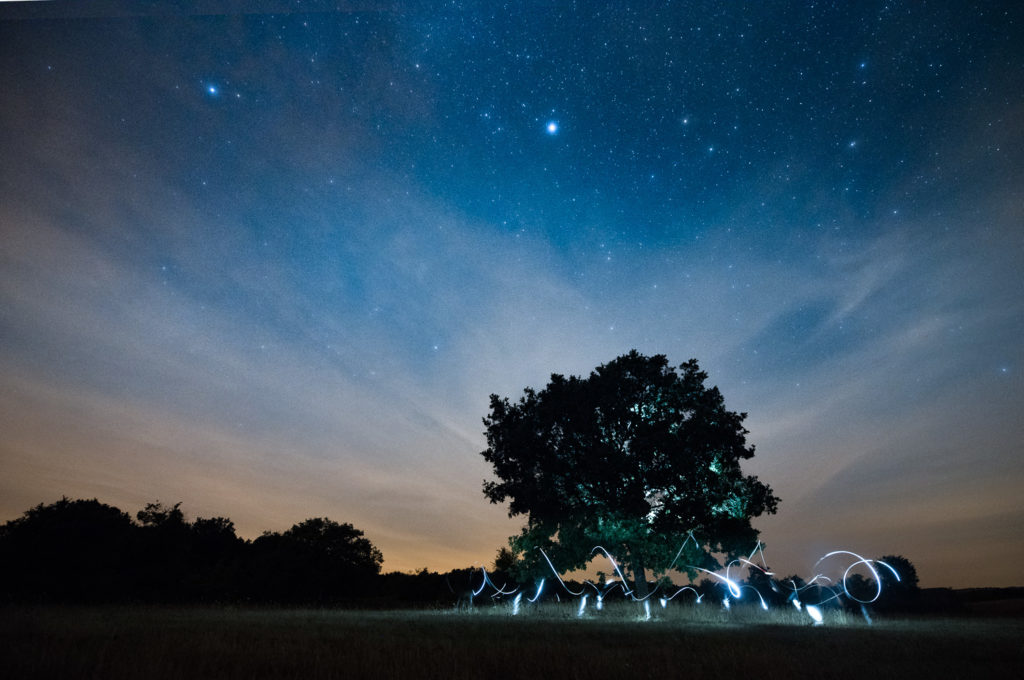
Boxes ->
[546,121,558,135]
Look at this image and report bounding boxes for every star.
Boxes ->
[546,121,558,135]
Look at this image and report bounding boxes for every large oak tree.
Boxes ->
[481,351,779,597]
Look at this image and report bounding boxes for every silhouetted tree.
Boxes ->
[481,351,779,598]
[248,518,383,603]
[191,516,242,558]
[134,501,192,600]
[875,554,920,612]
[0,497,135,602]
[493,546,517,573]
[188,516,244,601]
[283,517,384,572]
[136,501,186,528]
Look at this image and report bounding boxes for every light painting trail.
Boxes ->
[463,539,907,625]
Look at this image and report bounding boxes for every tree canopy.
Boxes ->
[481,350,780,596]
[0,498,382,604]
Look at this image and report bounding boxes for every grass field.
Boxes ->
[2,603,1022,679]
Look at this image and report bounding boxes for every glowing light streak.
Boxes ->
[663,585,701,602]
[816,550,886,604]
[538,548,585,596]
[528,579,545,603]
[472,572,487,597]
[663,531,699,573]
[462,541,899,624]
[740,585,769,611]
[747,540,773,574]
[479,566,519,596]
[469,566,519,603]
[690,566,742,599]
[736,557,773,576]
[877,560,901,581]
[591,546,634,597]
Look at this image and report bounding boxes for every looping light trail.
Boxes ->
[467,539,904,625]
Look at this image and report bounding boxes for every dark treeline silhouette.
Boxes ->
[0,497,543,607]
[3,497,991,615]
[0,497,386,605]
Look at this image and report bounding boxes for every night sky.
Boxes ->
[1,2,1021,588]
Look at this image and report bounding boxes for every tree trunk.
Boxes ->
[631,556,649,600]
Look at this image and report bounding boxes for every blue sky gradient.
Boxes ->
[1,2,1021,586]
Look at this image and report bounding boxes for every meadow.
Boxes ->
[2,603,1022,680]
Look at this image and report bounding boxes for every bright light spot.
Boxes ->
[577,594,588,617]
[207,85,218,95]
[546,121,558,134]
[643,599,651,620]
[659,598,667,608]
[806,604,824,624]
[596,594,604,611]
[723,596,731,610]
[512,592,522,615]
[793,599,802,611]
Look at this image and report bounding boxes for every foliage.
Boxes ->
[0,498,381,605]
[492,545,517,573]
[873,554,921,612]
[283,517,384,572]
[0,497,135,602]
[249,518,383,603]
[481,351,779,594]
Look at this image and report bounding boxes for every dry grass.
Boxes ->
[2,603,1022,679]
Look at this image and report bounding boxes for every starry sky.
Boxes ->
[1,1,1021,588]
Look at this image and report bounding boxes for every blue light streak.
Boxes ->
[528,579,545,603]
[460,540,906,626]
